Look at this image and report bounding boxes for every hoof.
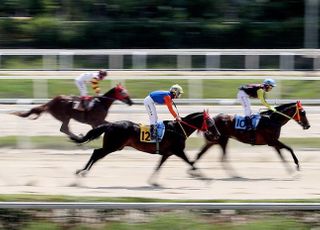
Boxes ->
[188,169,202,178]
[75,169,87,177]
[151,183,160,187]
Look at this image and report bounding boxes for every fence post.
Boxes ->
[313,55,320,70]
[245,55,259,69]
[206,52,220,69]
[109,55,125,86]
[59,52,74,70]
[177,55,191,70]
[280,53,295,70]
[132,51,147,69]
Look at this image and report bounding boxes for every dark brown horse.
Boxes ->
[193,101,310,174]
[12,84,133,137]
[70,111,221,186]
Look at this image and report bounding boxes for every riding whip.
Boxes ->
[172,101,188,138]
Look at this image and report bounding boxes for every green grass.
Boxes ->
[0,195,316,230]
[0,136,319,150]
[1,193,320,203]
[15,213,313,230]
[0,79,319,99]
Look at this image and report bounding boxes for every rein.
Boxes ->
[274,102,301,123]
[180,119,208,132]
[99,95,117,101]
[172,101,210,137]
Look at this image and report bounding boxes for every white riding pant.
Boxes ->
[237,90,252,116]
[144,96,158,125]
[75,79,88,96]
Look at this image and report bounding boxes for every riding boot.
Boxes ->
[82,99,90,111]
[245,116,255,144]
[245,116,253,131]
[150,124,157,140]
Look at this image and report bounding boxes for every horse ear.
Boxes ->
[297,100,302,109]
[116,83,124,89]
[203,109,209,119]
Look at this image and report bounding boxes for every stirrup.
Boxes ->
[150,125,157,140]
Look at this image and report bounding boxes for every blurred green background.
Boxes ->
[0,0,306,49]
[0,78,319,99]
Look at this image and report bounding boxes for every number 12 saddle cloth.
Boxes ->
[139,121,165,143]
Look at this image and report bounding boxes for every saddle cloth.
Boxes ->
[234,114,261,130]
[72,97,95,111]
[139,121,165,143]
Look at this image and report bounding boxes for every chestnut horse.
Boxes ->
[194,101,310,174]
[12,84,133,137]
[70,111,220,186]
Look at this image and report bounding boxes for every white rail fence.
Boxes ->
[1,49,320,70]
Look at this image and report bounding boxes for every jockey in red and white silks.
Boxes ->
[75,70,107,97]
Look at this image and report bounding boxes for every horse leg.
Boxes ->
[76,148,109,176]
[193,142,214,165]
[147,154,170,187]
[173,149,209,180]
[60,119,74,137]
[272,140,300,172]
[217,138,239,178]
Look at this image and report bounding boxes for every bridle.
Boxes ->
[100,86,128,102]
[178,110,220,140]
[273,101,303,123]
[179,111,211,133]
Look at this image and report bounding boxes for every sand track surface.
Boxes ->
[0,104,319,199]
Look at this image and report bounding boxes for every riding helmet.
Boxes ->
[263,78,276,87]
[170,84,184,97]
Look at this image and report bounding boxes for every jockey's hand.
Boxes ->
[270,107,276,112]
[175,116,182,122]
[93,97,101,103]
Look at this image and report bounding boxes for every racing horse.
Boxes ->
[70,111,221,186]
[12,84,133,137]
[193,101,310,174]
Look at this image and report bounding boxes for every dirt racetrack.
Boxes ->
[0,104,319,200]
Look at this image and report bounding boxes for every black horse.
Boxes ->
[12,84,133,137]
[194,101,310,174]
[70,111,221,186]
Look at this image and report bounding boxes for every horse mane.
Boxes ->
[101,87,116,97]
[275,102,296,111]
[162,112,203,127]
[260,102,297,116]
[182,112,203,120]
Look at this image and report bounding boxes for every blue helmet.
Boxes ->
[263,78,276,87]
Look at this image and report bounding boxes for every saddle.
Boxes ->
[72,96,96,111]
[139,121,165,143]
[234,114,261,130]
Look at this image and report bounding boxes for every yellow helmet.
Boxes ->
[170,84,184,98]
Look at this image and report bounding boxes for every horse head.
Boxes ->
[292,101,310,130]
[273,101,310,130]
[102,84,133,106]
[181,111,220,141]
[201,110,221,141]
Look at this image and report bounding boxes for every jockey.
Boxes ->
[144,84,184,139]
[75,70,107,110]
[237,78,276,131]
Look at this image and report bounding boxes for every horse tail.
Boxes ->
[70,124,111,144]
[11,104,48,120]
